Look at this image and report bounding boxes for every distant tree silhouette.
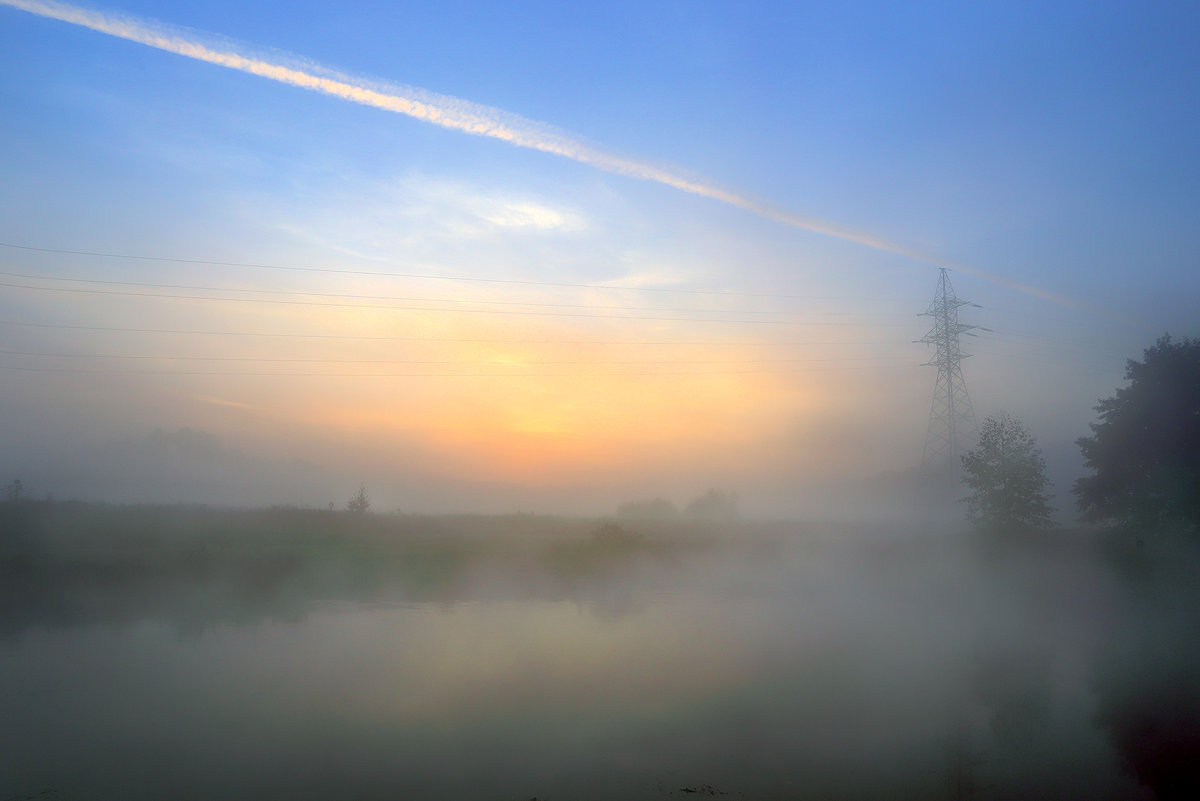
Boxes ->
[961,413,1055,532]
[1075,335,1200,538]
[590,520,644,547]
[685,489,739,520]
[2,478,24,503]
[346,485,371,514]
[616,497,679,519]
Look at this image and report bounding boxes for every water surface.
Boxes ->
[1,512,1189,800]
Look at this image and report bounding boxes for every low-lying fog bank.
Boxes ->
[1,501,1197,800]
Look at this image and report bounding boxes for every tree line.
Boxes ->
[962,335,1199,539]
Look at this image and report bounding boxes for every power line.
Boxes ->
[0,363,914,378]
[0,242,922,303]
[976,303,1136,329]
[0,319,905,346]
[979,327,1129,359]
[0,280,921,326]
[980,338,1125,363]
[4,268,900,317]
[0,338,1120,378]
[974,348,1124,378]
[0,280,793,324]
[0,348,906,366]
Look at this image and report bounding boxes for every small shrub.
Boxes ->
[346,485,371,514]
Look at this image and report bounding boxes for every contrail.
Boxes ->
[3,0,1074,305]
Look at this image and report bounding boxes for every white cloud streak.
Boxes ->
[3,0,1074,305]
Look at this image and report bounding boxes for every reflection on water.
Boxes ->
[1,507,1196,799]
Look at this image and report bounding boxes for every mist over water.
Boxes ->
[3,507,1194,800]
[2,2,1198,798]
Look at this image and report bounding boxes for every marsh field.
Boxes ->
[1,502,1197,801]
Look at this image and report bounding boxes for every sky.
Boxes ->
[0,0,1197,515]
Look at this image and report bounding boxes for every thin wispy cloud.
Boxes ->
[410,179,588,235]
[3,0,1072,305]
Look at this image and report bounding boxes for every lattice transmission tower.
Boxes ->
[919,268,978,486]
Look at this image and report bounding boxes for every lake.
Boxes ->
[0,509,1191,800]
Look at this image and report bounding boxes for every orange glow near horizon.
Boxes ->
[194,360,840,484]
[139,294,901,485]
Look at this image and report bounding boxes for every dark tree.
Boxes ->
[1074,335,1200,537]
[961,413,1055,531]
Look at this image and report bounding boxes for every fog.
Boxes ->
[3,1,1199,798]
[3,505,1198,799]
[0,416,1093,523]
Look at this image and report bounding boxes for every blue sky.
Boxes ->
[0,0,1197,513]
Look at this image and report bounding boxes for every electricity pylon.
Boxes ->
[918,268,978,487]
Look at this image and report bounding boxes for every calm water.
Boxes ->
[0,531,1177,800]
